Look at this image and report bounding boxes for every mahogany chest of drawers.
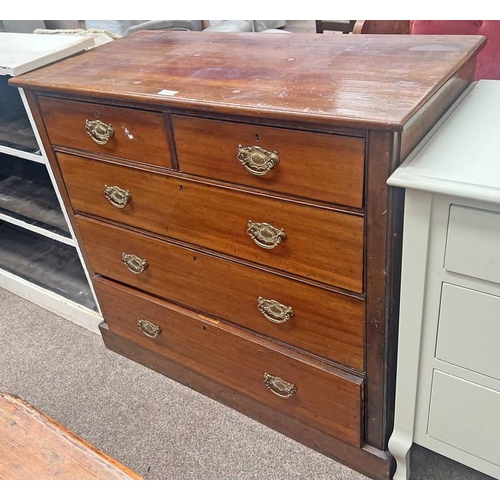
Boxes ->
[11,31,485,479]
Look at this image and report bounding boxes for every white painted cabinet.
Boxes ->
[0,32,101,331]
[388,80,500,480]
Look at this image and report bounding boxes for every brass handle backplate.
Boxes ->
[137,318,161,339]
[104,185,131,209]
[263,373,297,399]
[122,252,148,275]
[85,119,115,145]
[237,145,279,176]
[247,221,286,250]
[258,297,294,324]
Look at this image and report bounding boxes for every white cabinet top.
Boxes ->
[0,32,94,76]
[388,80,500,204]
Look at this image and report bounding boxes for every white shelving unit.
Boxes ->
[0,32,102,332]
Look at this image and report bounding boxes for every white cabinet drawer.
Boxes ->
[445,205,500,284]
[428,371,500,466]
[437,283,500,381]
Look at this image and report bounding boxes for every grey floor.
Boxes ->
[0,288,493,480]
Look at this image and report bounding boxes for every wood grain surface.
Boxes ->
[39,96,172,167]
[94,278,363,446]
[78,216,365,370]
[173,115,365,207]
[100,322,393,479]
[400,60,476,162]
[59,153,365,292]
[0,392,142,480]
[10,32,485,130]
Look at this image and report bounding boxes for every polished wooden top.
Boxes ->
[0,393,142,480]
[11,31,485,130]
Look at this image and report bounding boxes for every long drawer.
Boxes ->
[59,153,364,292]
[173,115,365,208]
[39,97,172,168]
[77,216,365,370]
[437,283,500,381]
[94,276,363,446]
[428,371,500,467]
[445,205,500,285]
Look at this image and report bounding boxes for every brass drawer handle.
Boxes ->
[237,145,279,176]
[247,221,286,250]
[137,318,161,339]
[104,185,131,209]
[263,373,297,399]
[85,119,115,145]
[122,252,148,275]
[258,296,294,324]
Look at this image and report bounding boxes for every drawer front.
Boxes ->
[78,216,365,370]
[39,97,172,167]
[173,115,365,208]
[445,205,500,284]
[428,370,500,466]
[437,283,500,381]
[59,154,364,292]
[94,277,363,446]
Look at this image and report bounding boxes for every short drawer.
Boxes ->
[60,153,364,292]
[445,205,500,284]
[94,277,363,446]
[437,283,500,381]
[428,370,500,466]
[38,96,172,167]
[173,115,365,208]
[78,216,365,370]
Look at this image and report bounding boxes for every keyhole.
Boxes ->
[179,185,183,192]
[255,133,260,143]
[193,256,197,262]
[94,110,99,117]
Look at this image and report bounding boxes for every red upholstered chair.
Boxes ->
[410,21,500,80]
[354,20,500,80]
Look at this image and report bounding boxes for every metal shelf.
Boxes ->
[0,153,71,240]
[0,76,40,155]
[0,32,101,330]
[0,222,97,311]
